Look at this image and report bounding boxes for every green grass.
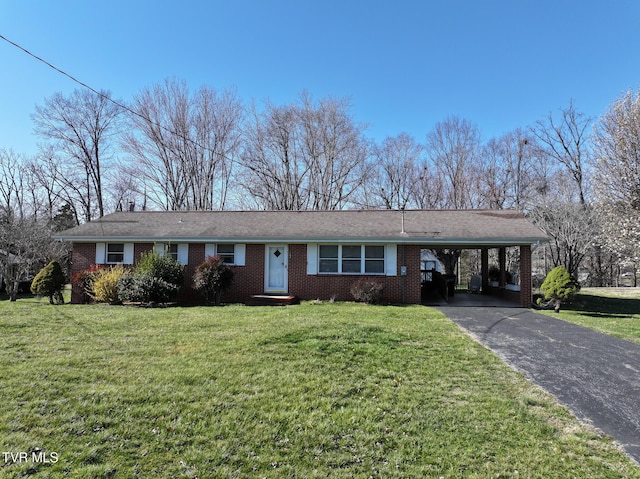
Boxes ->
[536,287,640,345]
[1,298,639,478]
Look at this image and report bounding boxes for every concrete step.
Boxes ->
[245,294,300,306]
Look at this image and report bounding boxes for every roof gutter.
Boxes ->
[54,235,549,247]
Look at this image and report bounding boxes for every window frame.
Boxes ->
[106,243,125,264]
[216,244,235,265]
[317,244,385,275]
[205,243,242,265]
[167,244,179,262]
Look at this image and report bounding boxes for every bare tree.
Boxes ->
[242,101,309,210]
[425,116,482,209]
[532,100,591,205]
[0,149,29,220]
[529,202,595,278]
[28,146,87,225]
[0,218,66,301]
[368,133,425,209]
[241,93,368,210]
[592,88,640,278]
[0,150,69,300]
[123,79,243,211]
[299,92,368,209]
[32,89,122,220]
[480,129,545,211]
[411,166,446,209]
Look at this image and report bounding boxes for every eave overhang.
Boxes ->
[55,234,548,247]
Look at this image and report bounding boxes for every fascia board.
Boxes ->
[55,235,548,246]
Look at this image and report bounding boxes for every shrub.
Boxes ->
[31,260,66,304]
[116,251,184,305]
[89,265,125,304]
[135,250,184,287]
[193,256,234,305]
[540,265,580,312]
[350,278,384,304]
[70,264,106,303]
[118,272,181,305]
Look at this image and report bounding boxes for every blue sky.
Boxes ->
[2,0,640,156]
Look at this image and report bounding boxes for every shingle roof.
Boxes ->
[55,209,547,247]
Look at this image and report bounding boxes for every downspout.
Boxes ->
[400,208,407,303]
[402,244,406,304]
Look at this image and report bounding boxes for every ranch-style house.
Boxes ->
[55,209,547,306]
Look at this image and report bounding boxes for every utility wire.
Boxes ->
[0,33,378,210]
[0,34,163,131]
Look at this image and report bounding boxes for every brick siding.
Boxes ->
[70,243,96,303]
[69,242,423,304]
[69,241,533,306]
[288,244,421,304]
[519,245,532,307]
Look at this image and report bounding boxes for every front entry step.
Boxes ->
[245,294,300,306]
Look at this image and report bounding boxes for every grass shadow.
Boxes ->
[565,293,640,316]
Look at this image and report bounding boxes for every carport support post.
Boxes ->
[499,247,506,287]
[519,245,532,307]
[481,248,489,293]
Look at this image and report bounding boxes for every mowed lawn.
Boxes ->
[1,299,639,478]
[536,287,640,345]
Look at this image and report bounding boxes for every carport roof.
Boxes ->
[56,209,547,247]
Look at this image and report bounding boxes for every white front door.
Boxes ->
[265,245,288,292]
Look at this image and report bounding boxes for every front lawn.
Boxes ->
[1,299,638,478]
[536,287,640,345]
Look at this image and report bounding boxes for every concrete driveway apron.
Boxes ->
[439,306,640,464]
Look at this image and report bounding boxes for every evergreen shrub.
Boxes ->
[31,260,66,305]
[540,265,580,312]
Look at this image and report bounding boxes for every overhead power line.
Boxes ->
[0,33,375,210]
[0,33,158,128]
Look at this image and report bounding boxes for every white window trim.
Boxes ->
[385,244,397,276]
[204,243,245,266]
[96,242,133,265]
[155,243,188,265]
[316,244,386,275]
[177,244,189,265]
[307,243,318,274]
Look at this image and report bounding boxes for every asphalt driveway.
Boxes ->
[439,306,640,464]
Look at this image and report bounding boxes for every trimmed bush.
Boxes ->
[135,250,184,287]
[540,265,580,312]
[193,256,234,305]
[350,278,384,304]
[89,265,125,304]
[118,272,181,305]
[116,251,184,305]
[31,260,66,304]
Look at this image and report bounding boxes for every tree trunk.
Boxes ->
[7,281,18,301]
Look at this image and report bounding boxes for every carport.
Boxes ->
[58,208,547,306]
[420,245,536,307]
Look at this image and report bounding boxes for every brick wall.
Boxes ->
[223,244,264,303]
[70,243,96,303]
[177,243,204,302]
[288,244,421,304]
[69,241,425,304]
[134,243,154,262]
[519,244,532,307]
